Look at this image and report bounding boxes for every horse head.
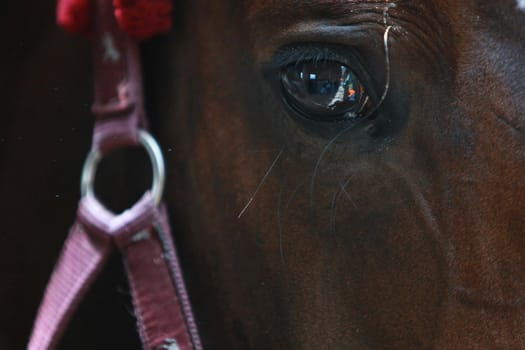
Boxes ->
[3,0,525,348]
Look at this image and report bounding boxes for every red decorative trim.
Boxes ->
[56,0,173,39]
[114,0,173,40]
[57,0,92,35]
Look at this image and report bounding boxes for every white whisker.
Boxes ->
[238,148,284,218]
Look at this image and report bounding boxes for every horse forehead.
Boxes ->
[243,0,441,43]
[246,0,411,18]
[244,0,525,22]
[247,0,392,11]
[484,0,525,12]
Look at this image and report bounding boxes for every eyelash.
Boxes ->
[268,45,362,71]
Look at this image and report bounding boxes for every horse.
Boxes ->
[2,0,525,348]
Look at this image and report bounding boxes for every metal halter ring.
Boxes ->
[80,130,166,206]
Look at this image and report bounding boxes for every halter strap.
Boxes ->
[28,0,202,349]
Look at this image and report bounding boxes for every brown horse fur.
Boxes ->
[2,0,525,349]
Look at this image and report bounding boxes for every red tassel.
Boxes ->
[56,0,173,40]
[57,0,92,35]
[114,0,173,39]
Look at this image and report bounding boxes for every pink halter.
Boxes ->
[27,1,202,349]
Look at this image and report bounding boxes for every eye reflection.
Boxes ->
[281,61,370,122]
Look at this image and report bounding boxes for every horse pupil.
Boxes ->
[281,61,365,121]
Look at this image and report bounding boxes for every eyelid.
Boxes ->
[263,43,365,71]
[253,22,386,68]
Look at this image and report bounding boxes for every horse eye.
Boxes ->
[280,61,371,122]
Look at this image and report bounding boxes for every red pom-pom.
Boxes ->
[113,0,173,40]
[56,0,173,40]
[56,0,92,35]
